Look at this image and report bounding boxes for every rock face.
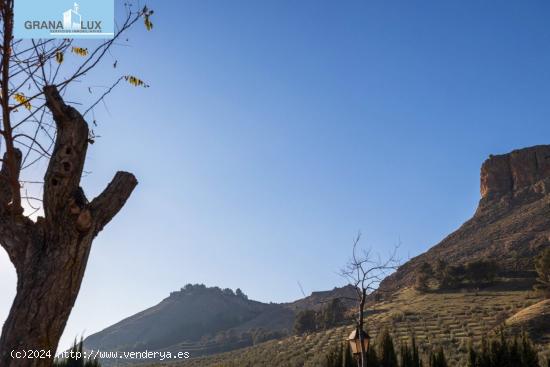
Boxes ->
[480,145,550,200]
[380,145,550,292]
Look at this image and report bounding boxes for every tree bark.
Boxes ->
[0,86,137,367]
[359,289,366,367]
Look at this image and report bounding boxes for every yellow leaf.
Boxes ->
[124,75,150,88]
[143,8,154,32]
[14,93,31,110]
[55,51,64,63]
[71,47,88,57]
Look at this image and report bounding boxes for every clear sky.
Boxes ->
[1,0,550,352]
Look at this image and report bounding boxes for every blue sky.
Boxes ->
[1,0,550,351]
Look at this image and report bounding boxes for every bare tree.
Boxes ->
[0,2,153,366]
[340,232,400,367]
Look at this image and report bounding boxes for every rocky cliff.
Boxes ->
[381,145,550,291]
[479,145,550,206]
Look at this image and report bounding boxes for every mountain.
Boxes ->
[381,145,550,292]
[286,285,356,311]
[84,285,290,354]
[169,145,550,366]
[179,288,540,367]
[83,145,550,366]
[82,284,352,362]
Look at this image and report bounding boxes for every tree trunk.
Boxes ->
[0,86,137,367]
[359,289,366,367]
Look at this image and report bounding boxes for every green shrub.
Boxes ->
[415,262,434,291]
[53,339,100,367]
[293,299,347,335]
[400,337,422,367]
[467,331,540,367]
[294,310,317,335]
[428,347,448,367]
[378,329,398,367]
[435,259,499,289]
[534,248,550,298]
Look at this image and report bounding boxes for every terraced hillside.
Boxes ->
[148,285,547,366]
[98,146,550,367]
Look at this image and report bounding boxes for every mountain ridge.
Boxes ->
[380,144,550,292]
[82,145,550,365]
[82,283,354,361]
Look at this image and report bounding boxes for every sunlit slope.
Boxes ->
[150,287,543,367]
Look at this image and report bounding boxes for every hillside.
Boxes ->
[506,299,550,344]
[145,145,550,366]
[87,145,550,367]
[285,285,356,312]
[83,284,352,364]
[152,287,546,367]
[381,145,550,292]
[84,285,291,355]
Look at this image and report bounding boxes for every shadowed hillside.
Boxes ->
[286,285,356,312]
[84,285,292,354]
[83,284,353,364]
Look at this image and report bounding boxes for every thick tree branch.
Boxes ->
[0,216,34,272]
[0,3,148,365]
[0,147,33,271]
[43,85,89,222]
[90,171,137,234]
[0,0,23,214]
[0,148,21,208]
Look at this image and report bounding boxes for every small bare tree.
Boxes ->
[340,233,399,367]
[0,1,153,366]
